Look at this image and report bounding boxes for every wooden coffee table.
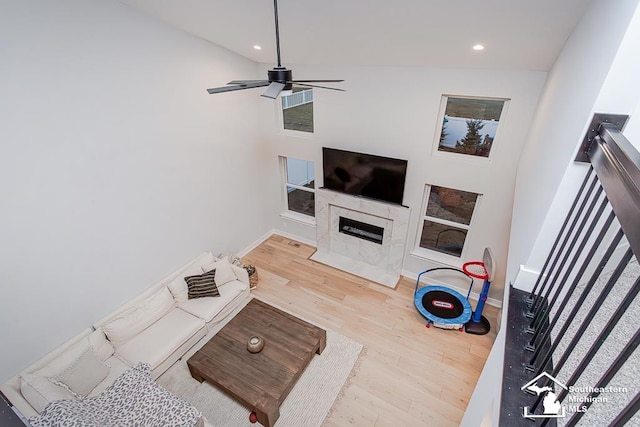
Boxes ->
[187,298,326,427]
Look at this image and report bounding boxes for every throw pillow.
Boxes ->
[185,269,220,299]
[51,348,110,397]
[201,259,238,286]
[167,252,216,304]
[168,263,201,304]
[20,374,77,413]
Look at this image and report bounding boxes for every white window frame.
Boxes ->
[412,184,481,261]
[279,88,315,136]
[431,95,510,163]
[279,156,316,225]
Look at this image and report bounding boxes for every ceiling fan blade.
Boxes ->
[206,0,346,99]
[207,81,270,94]
[292,83,346,92]
[291,80,344,83]
[261,82,286,99]
[227,80,270,85]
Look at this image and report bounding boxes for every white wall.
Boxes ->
[463,1,640,424]
[590,0,640,148]
[261,65,546,302]
[0,0,268,382]
[516,0,640,291]
[507,0,640,287]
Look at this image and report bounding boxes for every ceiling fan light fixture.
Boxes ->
[473,44,485,51]
[268,68,293,91]
[206,0,344,98]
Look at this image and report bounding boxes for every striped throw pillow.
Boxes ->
[184,269,220,299]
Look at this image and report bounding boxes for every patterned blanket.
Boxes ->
[29,363,202,427]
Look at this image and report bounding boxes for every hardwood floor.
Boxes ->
[242,234,499,427]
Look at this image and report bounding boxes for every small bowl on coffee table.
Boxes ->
[247,336,264,353]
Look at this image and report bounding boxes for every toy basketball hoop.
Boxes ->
[463,248,495,335]
[462,261,489,281]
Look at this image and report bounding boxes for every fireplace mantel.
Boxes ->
[310,188,411,288]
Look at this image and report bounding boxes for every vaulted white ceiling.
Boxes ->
[118,0,592,71]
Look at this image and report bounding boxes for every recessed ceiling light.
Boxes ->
[473,44,485,51]
[253,45,262,50]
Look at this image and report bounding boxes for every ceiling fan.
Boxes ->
[206,0,344,99]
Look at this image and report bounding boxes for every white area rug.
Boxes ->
[158,325,362,427]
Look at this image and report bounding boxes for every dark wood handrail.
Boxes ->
[500,113,639,425]
[589,124,640,259]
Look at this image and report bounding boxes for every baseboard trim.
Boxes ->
[237,230,275,258]
[512,265,541,293]
[237,229,317,258]
[271,229,317,247]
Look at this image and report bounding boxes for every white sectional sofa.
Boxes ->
[1,251,251,424]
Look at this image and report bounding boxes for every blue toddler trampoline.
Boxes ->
[414,268,473,330]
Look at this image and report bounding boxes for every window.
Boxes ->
[417,185,480,257]
[437,96,507,158]
[282,88,313,133]
[282,157,315,217]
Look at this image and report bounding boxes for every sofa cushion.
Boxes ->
[103,287,174,347]
[115,308,205,370]
[185,270,220,299]
[51,348,110,397]
[167,252,215,304]
[179,280,246,323]
[32,329,114,381]
[20,374,77,413]
[88,355,130,397]
[202,258,238,287]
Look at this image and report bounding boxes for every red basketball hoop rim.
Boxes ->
[462,261,489,280]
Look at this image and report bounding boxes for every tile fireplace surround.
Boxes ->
[311,188,411,288]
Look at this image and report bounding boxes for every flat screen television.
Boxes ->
[322,147,408,205]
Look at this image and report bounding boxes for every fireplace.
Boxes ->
[311,188,411,288]
[339,217,384,245]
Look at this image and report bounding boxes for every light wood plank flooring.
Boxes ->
[242,234,499,426]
